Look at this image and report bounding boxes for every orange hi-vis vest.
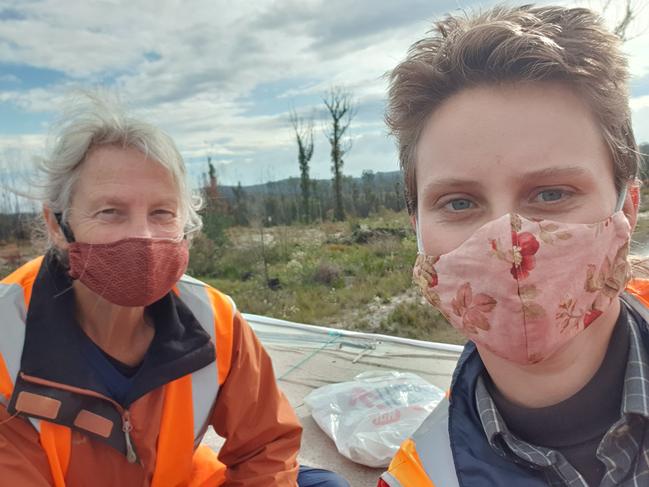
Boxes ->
[379,280,649,487]
[0,256,235,487]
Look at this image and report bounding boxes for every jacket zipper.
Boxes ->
[19,372,140,464]
[121,410,137,463]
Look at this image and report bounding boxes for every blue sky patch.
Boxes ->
[0,63,67,90]
[0,8,26,21]
[0,102,52,134]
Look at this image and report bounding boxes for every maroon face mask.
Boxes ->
[67,237,189,307]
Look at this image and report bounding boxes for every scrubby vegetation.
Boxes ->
[2,185,648,345]
[195,210,463,344]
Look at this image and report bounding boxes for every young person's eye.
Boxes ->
[443,198,475,211]
[533,189,571,204]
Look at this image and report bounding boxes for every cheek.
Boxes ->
[72,220,123,244]
[568,189,618,224]
[418,218,474,256]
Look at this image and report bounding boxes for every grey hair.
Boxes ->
[36,91,203,243]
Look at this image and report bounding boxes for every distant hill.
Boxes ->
[217,170,402,202]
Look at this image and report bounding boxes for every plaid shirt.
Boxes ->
[475,308,649,487]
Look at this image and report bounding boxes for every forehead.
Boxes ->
[73,145,179,204]
[415,82,612,189]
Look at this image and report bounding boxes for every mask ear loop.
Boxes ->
[145,233,186,243]
[54,212,76,243]
[414,211,424,254]
[615,185,628,213]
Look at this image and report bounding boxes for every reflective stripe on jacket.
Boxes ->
[0,257,235,487]
[379,281,649,487]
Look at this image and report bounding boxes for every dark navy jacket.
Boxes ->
[445,295,648,486]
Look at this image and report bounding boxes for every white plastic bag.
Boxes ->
[304,370,445,467]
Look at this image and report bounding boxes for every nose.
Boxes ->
[128,213,154,239]
[489,198,520,221]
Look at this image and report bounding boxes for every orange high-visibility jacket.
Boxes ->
[378,281,649,487]
[0,256,302,487]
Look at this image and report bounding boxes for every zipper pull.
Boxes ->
[122,411,138,464]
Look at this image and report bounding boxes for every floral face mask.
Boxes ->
[413,196,632,364]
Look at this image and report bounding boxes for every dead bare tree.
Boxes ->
[290,109,314,223]
[601,0,646,41]
[323,87,356,221]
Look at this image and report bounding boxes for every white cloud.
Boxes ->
[0,134,45,158]
[632,103,649,144]
[632,95,649,111]
[1,0,648,185]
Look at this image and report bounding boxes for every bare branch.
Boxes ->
[322,86,357,221]
[290,108,315,222]
[599,0,647,41]
[614,0,635,40]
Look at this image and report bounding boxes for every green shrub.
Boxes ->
[188,234,221,277]
[311,261,343,287]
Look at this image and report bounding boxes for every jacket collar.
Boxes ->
[443,292,649,486]
[18,251,216,406]
[7,252,216,459]
[447,341,549,486]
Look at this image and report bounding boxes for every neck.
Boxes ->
[479,298,621,408]
[73,280,154,366]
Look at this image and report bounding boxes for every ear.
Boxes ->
[622,181,640,233]
[43,206,69,251]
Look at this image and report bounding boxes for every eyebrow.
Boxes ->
[519,166,589,180]
[87,196,178,208]
[421,178,485,197]
[420,165,590,196]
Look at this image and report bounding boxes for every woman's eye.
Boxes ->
[99,208,117,215]
[536,189,566,203]
[445,199,474,211]
[152,210,179,223]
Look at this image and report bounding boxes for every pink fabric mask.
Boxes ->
[413,211,631,364]
[68,237,189,307]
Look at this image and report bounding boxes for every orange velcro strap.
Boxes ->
[151,375,195,487]
[188,445,226,487]
[204,288,234,385]
[627,279,649,307]
[0,354,12,400]
[1,256,44,308]
[387,438,436,487]
[40,422,71,487]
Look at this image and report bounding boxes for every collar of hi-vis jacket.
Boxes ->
[444,292,649,487]
[4,252,217,460]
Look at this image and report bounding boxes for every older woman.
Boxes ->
[0,95,348,487]
[379,5,649,487]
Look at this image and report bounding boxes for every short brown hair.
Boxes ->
[386,4,639,214]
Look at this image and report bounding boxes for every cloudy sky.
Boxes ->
[1,0,648,189]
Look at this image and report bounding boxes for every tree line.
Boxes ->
[1,117,648,247]
[196,86,410,245]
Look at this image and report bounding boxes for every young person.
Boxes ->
[380,5,647,486]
